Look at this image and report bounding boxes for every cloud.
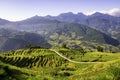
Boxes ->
[85,11,97,15]
[107,8,120,17]
[85,8,120,17]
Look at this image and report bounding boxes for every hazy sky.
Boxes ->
[0,0,120,21]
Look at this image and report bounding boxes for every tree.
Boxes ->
[62,43,68,49]
[97,46,104,52]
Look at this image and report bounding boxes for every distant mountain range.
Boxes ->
[0,18,10,25]
[45,12,120,46]
[0,12,120,52]
[45,12,120,35]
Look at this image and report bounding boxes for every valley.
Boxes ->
[0,10,120,80]
[0,14,120,53]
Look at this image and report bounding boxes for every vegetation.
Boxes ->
[0,28,51,52]
[0,48,120,80]
[0,11,120,80]
[97,46,104,52]
[109,66,120,80]
[1,16,120,53]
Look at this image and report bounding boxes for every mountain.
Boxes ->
[0,28,50,52]
[0,16,119,52]
[0,18,10,26]
[47,22,119,51]
[86,12,120,34]
[45,12,120,41]
[1,13,120,38]
[0,16,60,35]
[0,14,120,80]
[46,12,87,23]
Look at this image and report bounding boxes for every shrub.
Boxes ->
[97,46,103,52]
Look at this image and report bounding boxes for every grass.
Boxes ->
[0,48,120,80]
[58,49,120,62]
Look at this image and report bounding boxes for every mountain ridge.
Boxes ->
[44,12,120,42]
[0,13,120,52]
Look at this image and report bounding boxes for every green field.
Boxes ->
[0,48,120,80]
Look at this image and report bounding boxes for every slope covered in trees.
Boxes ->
[0,28,50,52]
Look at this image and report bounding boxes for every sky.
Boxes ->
[0,0,120,21]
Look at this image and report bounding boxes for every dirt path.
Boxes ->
[50,49,104,64]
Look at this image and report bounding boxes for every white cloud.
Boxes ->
[84,8,120,17]
[85,11,97,15]
[107,8,120,17]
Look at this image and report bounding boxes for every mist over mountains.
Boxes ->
[0,12,120,52]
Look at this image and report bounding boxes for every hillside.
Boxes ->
[0,28,50,52]
[0,17,119,52]
[45,12,120,43]
[0,18,10,25]
[46,22,119,52]
[0,48,120,80]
